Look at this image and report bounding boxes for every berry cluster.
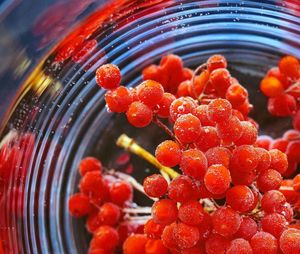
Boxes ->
[70,54,300,254]
[68,157,140,253]
[258,56,300,176]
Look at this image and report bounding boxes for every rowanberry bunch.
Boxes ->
[68,54,300,254]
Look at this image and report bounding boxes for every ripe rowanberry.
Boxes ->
[151,199,178,225]
[207,98,232,123]
[136,80,164,108]
[143,174,168,198]
[168,175,195,202]
[174,114,202,144]
[105,86,133,113]
[179,149,207,180]
[109,180,132,206]
[126,101,153,128]
[279,55,300,80]
[155,140,182,167]
[211,206,241,237]
[78,157,102,176]
[123,234,147,254]
[195,126,221,152]
[178,201,205,226]
[260,76,284,97]
[96,64,121,90]
[89,225,119,252]
[68,193,92,217]
[279,228,300,254]
[250,231,278,254]
[204,164,231,195]
[226,185,255,213]
[207,54,227,72]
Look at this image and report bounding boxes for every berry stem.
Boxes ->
[152,116,183,147]
[122,207,152,214]
[285,82,300,93]
[116,134,180,179]
[191,62,208,100]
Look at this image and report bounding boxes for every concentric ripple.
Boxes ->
[0,0,300,253]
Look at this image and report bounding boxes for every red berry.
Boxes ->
[168,175,195,202]
[145,239,169,254]
[255,148,271,173]
[144,219,165,239]
[286,140,300,163]
[155,140,182,167]
[193,105,215,126]
[261,213,287,238]
[204,164,231,194]
[279,228,300,254]
[226,83,248,106]
[216,115,243,143]
[205,233,230,254]
[230,145,258,173]
[235,121,258,145]
[156,92,176,118]
[226,185,255,212]
[279,55,300,79]
[105,86,133,113]
[178,201,205,226]
[212,207,241,237]
[207,54,227,72]
[79,171,104,205]
[137,80,164,108]
[86,211,102,234]
[161,223,178,250]
[269,149,288,174]
[177,80,191,97]
[174,114,202,144]
[123,234,147,254]
[68,193,92,217]
[207,98,232,123]
[230,167,256,186]
[98,202,121,226]
[257,169,282,193]
[260,76,284,97]
[268,94,297,116]
[126,101,153,128]
[209,68,232,96]
[152,199,178,225]
[205,146,231,168]
[235,216,258,240]
[180,149,207,180]
[198,213,212,240]
[190,70,210,97]
[170,97,197,122]
[195,126,221,152]
[79,157,102,176]
[226,238,253,254]
[270,138,288,152]
[143,174,168,198]
[261,190,286,213]
[110,180,132,206]
[293,174,300,192]
[250,231,278,254]
[174,222,200,249]
[96,64,121,90]
[255,135,273,150]
[90,226,119,252]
